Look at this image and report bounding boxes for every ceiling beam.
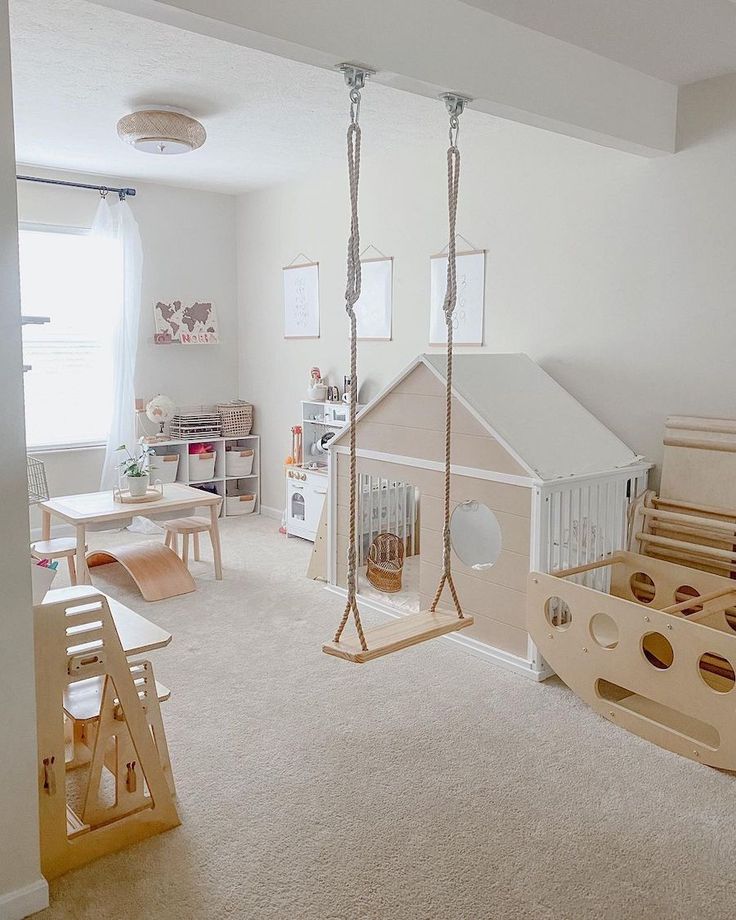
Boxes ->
[90,0,677,156]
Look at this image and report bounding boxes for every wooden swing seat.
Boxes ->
[322,609,474,664]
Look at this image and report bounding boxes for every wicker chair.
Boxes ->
[366,533,405,594]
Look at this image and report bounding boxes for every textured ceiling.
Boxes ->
[9,0,457,193]
[460,0,736,85]
[12,0,736,192]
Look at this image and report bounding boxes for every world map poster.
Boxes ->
[154,300,220,345]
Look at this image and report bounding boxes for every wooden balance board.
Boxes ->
[87,543,196,602]
[527,551,736,771]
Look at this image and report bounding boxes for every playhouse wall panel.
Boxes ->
[421,495,530,556]
[419,561,527,629]
[419,591,529,659]
[366,391,491,438]
[420,527,529,593]
[355,422,528,476]
[391,361,443,396]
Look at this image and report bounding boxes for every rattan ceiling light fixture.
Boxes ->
[116,106,206,155]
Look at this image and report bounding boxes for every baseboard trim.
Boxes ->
[324,584,550,681]
[260,504,283,521]
[0,878,49,920]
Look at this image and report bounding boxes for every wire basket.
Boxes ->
[169,408,223,440]
[27,456,49,505]
[218,401,253,437]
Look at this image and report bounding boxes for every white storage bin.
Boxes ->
[153,453,179,484]
[190,451,216,482]
[226,493,256,515]
[225,448,254,477]
[31,562,57,605]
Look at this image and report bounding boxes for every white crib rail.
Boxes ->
[540,469,650,596]
[357,475,417,564]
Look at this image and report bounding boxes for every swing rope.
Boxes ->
[430,108,464,620]
[332,80,368,651]
[330,83,468,657]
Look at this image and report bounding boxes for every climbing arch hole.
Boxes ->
[590,613,619,649]
[630,572,656,604]
[545,596,572,631]
[698,653,736,693]
[642,632,674,669]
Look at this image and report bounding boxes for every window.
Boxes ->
[19,225,122,449]
[450,500,503,570]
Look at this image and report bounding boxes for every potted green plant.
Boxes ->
[117,443,155,497]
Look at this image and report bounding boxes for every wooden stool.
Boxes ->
[34,591,179,878]
[64,659,176,797]
[31,537,88,586]
[162,516,215,571]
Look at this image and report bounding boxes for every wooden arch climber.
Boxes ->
[322,66,474,663]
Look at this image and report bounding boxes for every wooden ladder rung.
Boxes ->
[322,610,474,664]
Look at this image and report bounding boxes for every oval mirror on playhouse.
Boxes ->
[450,500,503,570]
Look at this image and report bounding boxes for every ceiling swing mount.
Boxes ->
[439,92,472,118]
[336,63,376,91]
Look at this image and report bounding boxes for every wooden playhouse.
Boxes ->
[327,354,650,679]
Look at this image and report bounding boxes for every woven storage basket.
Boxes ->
[218,401,253,437]
[366,533,405,594]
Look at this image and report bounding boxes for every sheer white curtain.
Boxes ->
[94,194,143,490]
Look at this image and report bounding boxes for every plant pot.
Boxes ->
[127,473,150,497]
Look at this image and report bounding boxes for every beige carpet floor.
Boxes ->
[41,516,736,920]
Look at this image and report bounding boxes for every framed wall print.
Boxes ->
[429,249,485,345]
[355,257,393,340]
[283,261,320,338]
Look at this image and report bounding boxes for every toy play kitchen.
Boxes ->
[285,377,361,542]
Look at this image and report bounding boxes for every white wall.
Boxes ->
[238,75,736,513]
[17,169,238,513]
[0,1,48,916]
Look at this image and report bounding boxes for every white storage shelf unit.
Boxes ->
[148,435,260,517]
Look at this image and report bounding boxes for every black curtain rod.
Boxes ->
[16,175,136,200]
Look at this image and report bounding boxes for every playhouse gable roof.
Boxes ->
[332,353,641,480]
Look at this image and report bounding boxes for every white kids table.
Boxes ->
[40,483,223,600]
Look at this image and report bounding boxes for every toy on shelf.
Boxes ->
[291,425,303,466]
[307,367,327,401]
[145,394,176,440]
